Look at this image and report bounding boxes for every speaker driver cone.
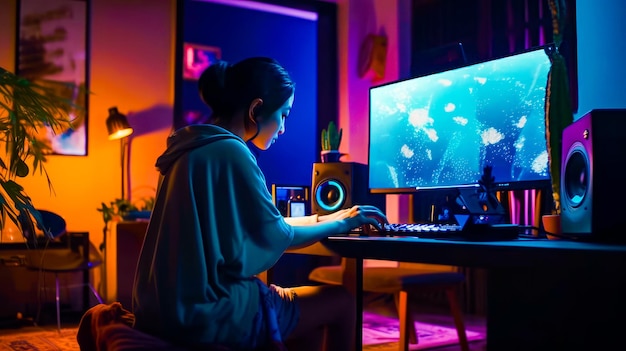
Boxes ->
[563,144,589,208]
[315,180,346,212]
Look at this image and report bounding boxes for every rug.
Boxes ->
[362,311,485,350]
[0,313,485,351]
[0,328,79,351]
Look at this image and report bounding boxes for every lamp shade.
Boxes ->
[106,107,133,140]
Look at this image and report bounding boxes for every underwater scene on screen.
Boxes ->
[369,48,552,191]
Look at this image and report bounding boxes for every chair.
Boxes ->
[309,260,469,351]
[23,210,104,332]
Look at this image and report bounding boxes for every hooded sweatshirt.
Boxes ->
[132,124,294,349]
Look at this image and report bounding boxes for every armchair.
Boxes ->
[23,210,104,332]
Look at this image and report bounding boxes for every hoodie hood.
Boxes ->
[155,124,244,175]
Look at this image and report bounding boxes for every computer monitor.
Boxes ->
[368,45,553,194]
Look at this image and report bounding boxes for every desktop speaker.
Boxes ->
[311,162,385,215]
[560,109,626,242]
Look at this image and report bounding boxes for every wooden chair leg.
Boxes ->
[55,273,61,333]
[445,287,469,351]
[394,291,417,351]
[405,297,418,345]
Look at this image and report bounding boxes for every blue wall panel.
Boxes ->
[182,0,318,190]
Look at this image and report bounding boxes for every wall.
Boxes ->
[335,0,413,224]
[181,0,318,188]
[575,0,626,117]
[0,0,176,300]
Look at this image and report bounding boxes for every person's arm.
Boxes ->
[282,207,361,226]
[284,214,318,226]
[290,220,350,248]
[287,205,387,248]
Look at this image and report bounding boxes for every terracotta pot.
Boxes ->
[542,214,562,240]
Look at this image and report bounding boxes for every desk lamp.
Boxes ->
[106,107,134,201]
[103,106,133,302]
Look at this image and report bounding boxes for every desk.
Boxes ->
[313,235,626,351]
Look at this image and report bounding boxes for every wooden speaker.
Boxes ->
[560,109,626,242]
[311,162,385,215]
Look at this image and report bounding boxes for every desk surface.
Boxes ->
[319,235,626,268]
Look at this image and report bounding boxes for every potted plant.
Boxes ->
[97,196,154,251]
[0,67,75,236]
[542,0,574,235]
[320,120,344,162]
[98,197,154,223]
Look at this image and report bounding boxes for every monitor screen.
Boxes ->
[369,45,553,193]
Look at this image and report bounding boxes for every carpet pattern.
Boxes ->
[0,313,485,350]
[362,311,485,350]
[0,328,78,351]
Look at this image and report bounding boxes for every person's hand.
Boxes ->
[320,205,388,232]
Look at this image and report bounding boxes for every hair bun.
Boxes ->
[198,61,231,114]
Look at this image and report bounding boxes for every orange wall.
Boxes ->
[0,0,176,298]
[1,0,175,243]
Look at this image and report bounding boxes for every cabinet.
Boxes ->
[115,221,148,309]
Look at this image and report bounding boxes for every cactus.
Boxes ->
[545,0,574,215]
[321,121,343,151]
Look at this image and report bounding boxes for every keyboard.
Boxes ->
[378,223,463,238]
[349,222,521,240]
[349,222,455,237]
[379,222,523,241]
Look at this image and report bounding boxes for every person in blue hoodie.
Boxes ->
[132,57,387,351]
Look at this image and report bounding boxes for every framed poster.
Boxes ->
[16,0,89,156]
[182,42,221,81]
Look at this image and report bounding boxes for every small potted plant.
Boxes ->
[320,120,344,162]
[97,196,154,251]
[98,197,154,225]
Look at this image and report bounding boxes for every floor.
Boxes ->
[363,293,487,351]
[0,294,487,351]
[0,306,84,334]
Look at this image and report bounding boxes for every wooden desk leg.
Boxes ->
[342,258,363,351]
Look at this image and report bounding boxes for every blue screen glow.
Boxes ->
[369,46,552,193]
